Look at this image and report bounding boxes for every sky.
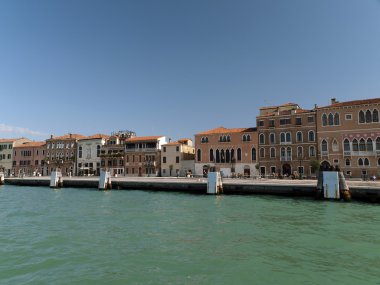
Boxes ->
[1,0,380,141]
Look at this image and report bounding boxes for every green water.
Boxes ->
[0,185,380,285]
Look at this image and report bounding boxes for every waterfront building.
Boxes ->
[0,138,31,176]
[256,103,317,178]
[100,130,136,176]
[45,134,86,176]
[316,98,380,178]
[161,138,195,177]
[12,141,46,176]
[124,136,168,177]
[77,134,109,176]
[194,126,258,177]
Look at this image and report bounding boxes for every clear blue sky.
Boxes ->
[1,0,380,140]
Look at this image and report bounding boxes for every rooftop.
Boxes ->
[79,134,109,141]
[48,134,87,140]
[196,126,256,135]
[125,136,164,143]
[318,98,380,109]
[15,141,46,148]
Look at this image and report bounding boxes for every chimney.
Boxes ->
[331,98,337,105]
[50,134,53,139]
[69,133,72,138]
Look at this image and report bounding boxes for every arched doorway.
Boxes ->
[244,165,250,177]
[321,160,331,171]
[282,164,291,177]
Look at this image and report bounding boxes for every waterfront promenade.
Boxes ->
[4,176,380,202]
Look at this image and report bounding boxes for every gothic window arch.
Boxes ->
[373,109,379,122]
[322,114,327,126]
[321,140,328,152]
[209,149,214,162]
[251,148,256,161]
[197,149,201,161]
[352,139,359,151]
[296,131,303,142]
[367,138,373,152]
[376,137,380,150]
[216,149,220,163]
[359,111,365,123]
[334,113,340,125]
[226,149,230,163]
[221,149,225,163]
[237,148,242,161]
[359,138,366,151]
[328,113,334,125]
[332,139,339,152]
[364,158,370,166]
[366,110,372,123]
[358,158,363,166]
[343,139,350,151]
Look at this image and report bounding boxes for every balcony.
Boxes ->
[343,151,351,156]
[280,156,292,161]
[143,161,156,167]
[321,151,328,156]
[125,148,157,153]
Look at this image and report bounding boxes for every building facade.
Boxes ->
[12,141,46,176]
[77,134,109,176]
[256,103,317,178]
[316,98,380,178]
[124,136,167,177]
[0,138,31,176]
[194,127,258,177]
[161,138,195,177]
[45,134,86,176]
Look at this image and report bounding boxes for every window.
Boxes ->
[286,147,292,160]
[251,148,256,161]
[269,120,275,127]
[378,158,380,166]
[373,109,379,122]
[309,146,315,157]
[201,137,208,143]
[221,150,225,163]
[352,139,359,151]
[163,157,166,163]
[259,148,265,158]
[344,139,350,151]
[328,113,334,125]
[246,135,251,141]
[296,131,303,142]
[366,110,372,123]
[280,133,286,143]
[280,118,291,125]
[163,147,166,152]
[270,148,276,158]
[197,149,201,161]
[286,132,291,143]
[359,111,365,123]
[237,148,242,161]
[308,116,314,123]
[345,159,351,166]
[226,149,230,163]
[78,146,82,158]
[332,140,339,152]
[216,150,220,163]
[176,156,179,163]
[270,133,275,144]
[231,149,235,161]
[358,158,363,166]
[377,137,380,150]
[359,139,365,151]
[321,140,328,152]
[364,158,370,166]
[258,120,264,127]
[209,149,214,161]
[334,113,340,125]
[308,131,315,142]
[345,114,352,120]
[297,146,303,158]
[367,138,373,151]
[259,134,265,145]
[322,114,327,126]
[97,145,101,157]
[295,117,302,125]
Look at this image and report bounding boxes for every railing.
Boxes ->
[343,151,351,156]
[280,156,292,161]
[321,151,328,156]
[125,148,157,153]
[143,161,156,167]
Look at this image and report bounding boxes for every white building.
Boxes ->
[0,138,31,176]
[161,139,195,177]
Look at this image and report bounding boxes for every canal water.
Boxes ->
[0,185,379,285]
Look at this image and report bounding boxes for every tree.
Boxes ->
[310,159,320,174]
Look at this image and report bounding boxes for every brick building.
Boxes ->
[256,103,317,178]
[316,98,380,178]
[194,126,258,177]
[12,141,46,176]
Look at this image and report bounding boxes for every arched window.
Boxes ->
[366,110,372,123]
[197,149,201,161]
[376,137,380,150]
[344,139,350,151]
[242,135,246,142]
[332,140,339,152]
[359,138,366,151]
[216,149,220,163]
[286,132,291,143]
[367,138,373,152]
[259,134,265,145]
[364,158,370,166]
[321,140,328,152]
[231,149,235,161]
[296,131,303,142]
[297,146,303,158]
[345,159,351,166]
[352,139,359,151]
[308,131,315,142]
[237,148,242,161]
[270,133,275,144]
[309,146,315,157]
[334,113,340,125]
[328,113,334,125]
[246,135,251,141]
[221,149,225,163]
[227,136,231,142]
[286,147,292,160]
[322,114,327,126]
[373,109,379,122]
[378,158,380,166]
[226,149,230,163]
[209,149,214,162]
[281,147,286,159]
[251,148,256,161]
[359,111,365,123]
[358,158,363,166]
[280,133,286,143]
[79,146,82,158]
[270,147,276,158]
[259,148,265,158]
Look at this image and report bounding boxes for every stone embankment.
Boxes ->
[4,177,380,202]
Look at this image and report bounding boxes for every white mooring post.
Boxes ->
[322,171,340,199]
[207,172,223,194]
[50,170,63,188]
[0,172,4,185]
[99,170,112,190]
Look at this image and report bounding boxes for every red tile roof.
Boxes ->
[318,98,380,109]
[79,134,109,141]
[196,126,256,135]
[49,134,86,140]
[15,141,46,148]
[125,136,163,142]
[260,103,299,110]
